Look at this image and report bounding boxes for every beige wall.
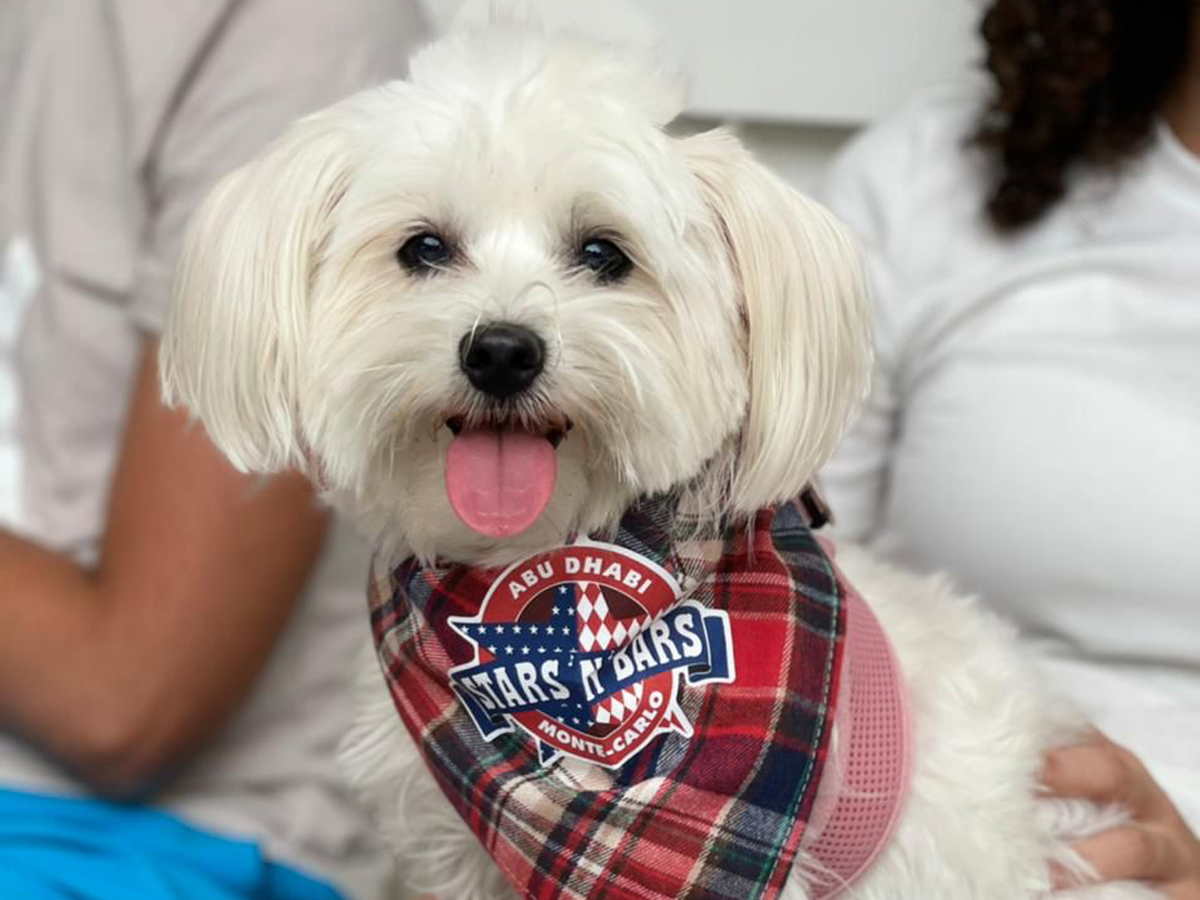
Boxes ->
[679,119,857,195]
[417,0,982,193]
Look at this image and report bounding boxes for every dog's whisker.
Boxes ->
[353,361,414,376]
[466,305,486,353]
[551,292,563,362]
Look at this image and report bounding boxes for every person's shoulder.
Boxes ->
[115,0,430,162]
[838,79,988,167]
[205,0,430,90]
[822,78,991,247]
[240,0,428,53]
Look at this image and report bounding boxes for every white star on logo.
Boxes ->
[521,646,530,654]
[505,645,514,654]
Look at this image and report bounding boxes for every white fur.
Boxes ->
[160,20,867,565]
[161,21,1157,900]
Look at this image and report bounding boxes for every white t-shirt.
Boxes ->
[821,82,1200,828]
[0,1,428,896]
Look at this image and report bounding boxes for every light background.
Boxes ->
[417,0,985,191]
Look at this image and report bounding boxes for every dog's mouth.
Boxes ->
[443,413,572,539]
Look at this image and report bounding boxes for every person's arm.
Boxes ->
[1045,731,1200,899]
[0,0,427,799]
[0,340,326,796]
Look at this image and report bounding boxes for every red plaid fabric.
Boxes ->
[369,494,845,900]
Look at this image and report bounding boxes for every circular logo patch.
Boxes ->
[449,540,735,768]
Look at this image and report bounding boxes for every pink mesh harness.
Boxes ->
[802,540,912,897]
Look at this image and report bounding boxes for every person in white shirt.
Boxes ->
[0,2,427,898]
[821,0,1200,896]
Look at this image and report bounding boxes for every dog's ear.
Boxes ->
[160,110,353,474]
[681,129,872,515]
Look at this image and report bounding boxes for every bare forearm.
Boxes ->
[0,346,330,796]
[0,530,133,783]
[0,532,104,720]
[0,512,322,794]
[0,529,225,792]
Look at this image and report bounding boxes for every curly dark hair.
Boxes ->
[973,0,1196,231]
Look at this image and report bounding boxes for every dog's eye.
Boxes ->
[398,232,454,274]
[579,238,632,284]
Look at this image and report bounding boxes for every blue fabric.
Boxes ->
[0,788,345,900]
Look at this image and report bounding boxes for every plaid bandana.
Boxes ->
[369,494,845,900]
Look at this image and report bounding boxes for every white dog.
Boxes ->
[160,21,1159,900]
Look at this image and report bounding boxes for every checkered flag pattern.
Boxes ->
[575,580,653,726]
[593,681,644,725]
[576,581,650,652]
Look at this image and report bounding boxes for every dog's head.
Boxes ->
[160,24,871,565]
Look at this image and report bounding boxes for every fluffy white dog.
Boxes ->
[161,21,1158,900]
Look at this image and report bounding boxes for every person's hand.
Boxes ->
[1043,730,1200,898]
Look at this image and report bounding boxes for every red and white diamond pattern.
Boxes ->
[576,582,650,652]
[575,581,654,727]
[593,682,644,725]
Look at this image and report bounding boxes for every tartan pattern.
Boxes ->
[369,494,845,900]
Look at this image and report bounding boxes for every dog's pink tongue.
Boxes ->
[445,426,557,538]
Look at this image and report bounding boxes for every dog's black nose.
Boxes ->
[459,324,545,399]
